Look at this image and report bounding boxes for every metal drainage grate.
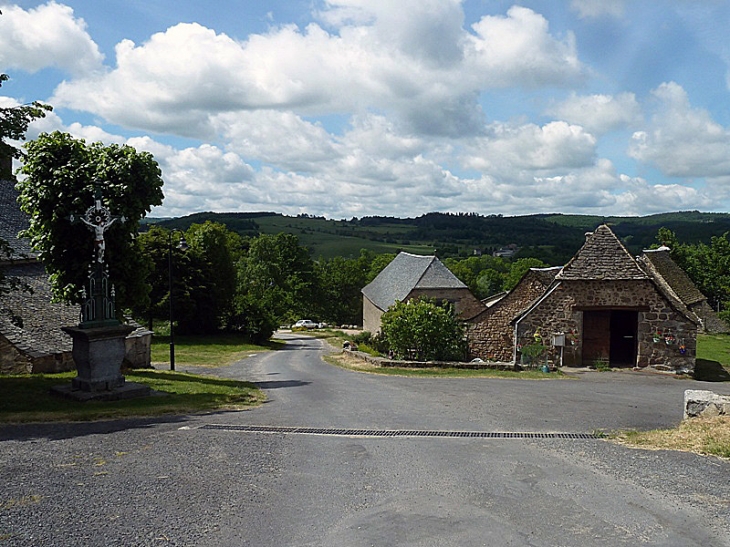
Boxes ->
[198,424,603,439]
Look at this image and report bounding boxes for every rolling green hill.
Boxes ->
[145,210,730,264]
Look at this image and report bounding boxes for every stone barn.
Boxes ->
[467,267,561,363]
[468,225,704,373]
[362,252,485,334]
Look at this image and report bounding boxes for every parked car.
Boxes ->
[294,319,317,329]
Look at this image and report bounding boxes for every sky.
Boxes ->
[1,1,730,220]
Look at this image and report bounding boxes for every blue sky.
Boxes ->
[2,0,730,219]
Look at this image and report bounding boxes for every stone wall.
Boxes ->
[362,297,383,334]
[0,335,33,374]
[467,273,550,362]
[516,279,697,372]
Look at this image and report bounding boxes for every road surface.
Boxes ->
[1,332,729,546]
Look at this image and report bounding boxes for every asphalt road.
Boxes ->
[1,332,729,546]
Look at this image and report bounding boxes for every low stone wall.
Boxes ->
[339,349,519,371]
[684,390,730,419]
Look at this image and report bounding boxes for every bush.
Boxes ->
[226,296,277,344]
[380,297,466,361]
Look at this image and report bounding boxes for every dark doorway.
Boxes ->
[609,310,637,366]
[582,310,638,367]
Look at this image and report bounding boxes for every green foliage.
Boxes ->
[657,228,730,315]
[380,297,466,361]
[17,132,164,313]
[313,255,367,326]
[178,221,239,333]
[227,294,278,344]
[443,255,546,299]
[0,99,52,178]
[237,232,315,323]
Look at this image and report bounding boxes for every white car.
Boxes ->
[294,319,317,329]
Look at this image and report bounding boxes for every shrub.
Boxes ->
[227,296,277,344]
[380,297,466,362]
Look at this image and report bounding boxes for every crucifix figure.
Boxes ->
[75,187,125,264]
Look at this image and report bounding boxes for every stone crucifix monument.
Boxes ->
[52,186,151,401]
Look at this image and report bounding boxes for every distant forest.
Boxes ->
[146,210,730,266]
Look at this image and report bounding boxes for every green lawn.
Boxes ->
[0,370,264,423]
[695,333,730,381]
[151,332,283,367]
[697,333,730,366]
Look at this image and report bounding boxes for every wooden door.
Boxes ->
[582,311,611,366]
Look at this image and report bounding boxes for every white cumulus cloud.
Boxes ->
[629,82,730,178]
[0,1,103,75]
[546,92,642,134]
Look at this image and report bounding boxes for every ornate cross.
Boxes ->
[71,186,126,265]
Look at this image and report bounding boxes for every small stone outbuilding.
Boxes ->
[361,252,485,334]
[467,267,561,363]
[469,225,706,373]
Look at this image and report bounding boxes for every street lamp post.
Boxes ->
[168,230,188,371]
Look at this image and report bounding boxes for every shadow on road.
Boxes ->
[694,359,730,382]
[0,415,189,442]
[255,380,311,389]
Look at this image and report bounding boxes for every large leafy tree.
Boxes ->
[178,221,240,333]
[380,297,466,361]
[17,131,164,314]
[237,233,315,323]
[314,256,367,326]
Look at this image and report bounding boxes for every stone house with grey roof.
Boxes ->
[361,252,485,334]
[0,156,152,374]
[469,225,706,373]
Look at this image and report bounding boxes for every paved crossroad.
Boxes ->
[1,332,729,546]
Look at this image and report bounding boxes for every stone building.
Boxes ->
[468,225,705,373]
[467,267,561,363]
[0,160,152,374]
[638,247,728,334]
[362,252,485,333]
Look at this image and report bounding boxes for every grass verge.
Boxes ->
[150,332,283,367]
[324,353,564,379]
[697,333,730,367]
[0,370,265,423]
[610,416,730,459]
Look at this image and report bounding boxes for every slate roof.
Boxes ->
[361,252,466,311]
[1,177,76,357]
[556,224,647,281]
[0,262,77,356]
[639,247,706,307]
[0,178,35,260]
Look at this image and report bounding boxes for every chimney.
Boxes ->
[0,151,13,180]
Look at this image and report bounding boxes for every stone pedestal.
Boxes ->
[52,324,151,401]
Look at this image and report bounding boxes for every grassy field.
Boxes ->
[0,332,273,423]
[0,370,264,423]
[150,332,282,367]
[696,333,730,366]
[254,215,435,259]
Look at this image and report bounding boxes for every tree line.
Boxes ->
[4,130,730,345]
